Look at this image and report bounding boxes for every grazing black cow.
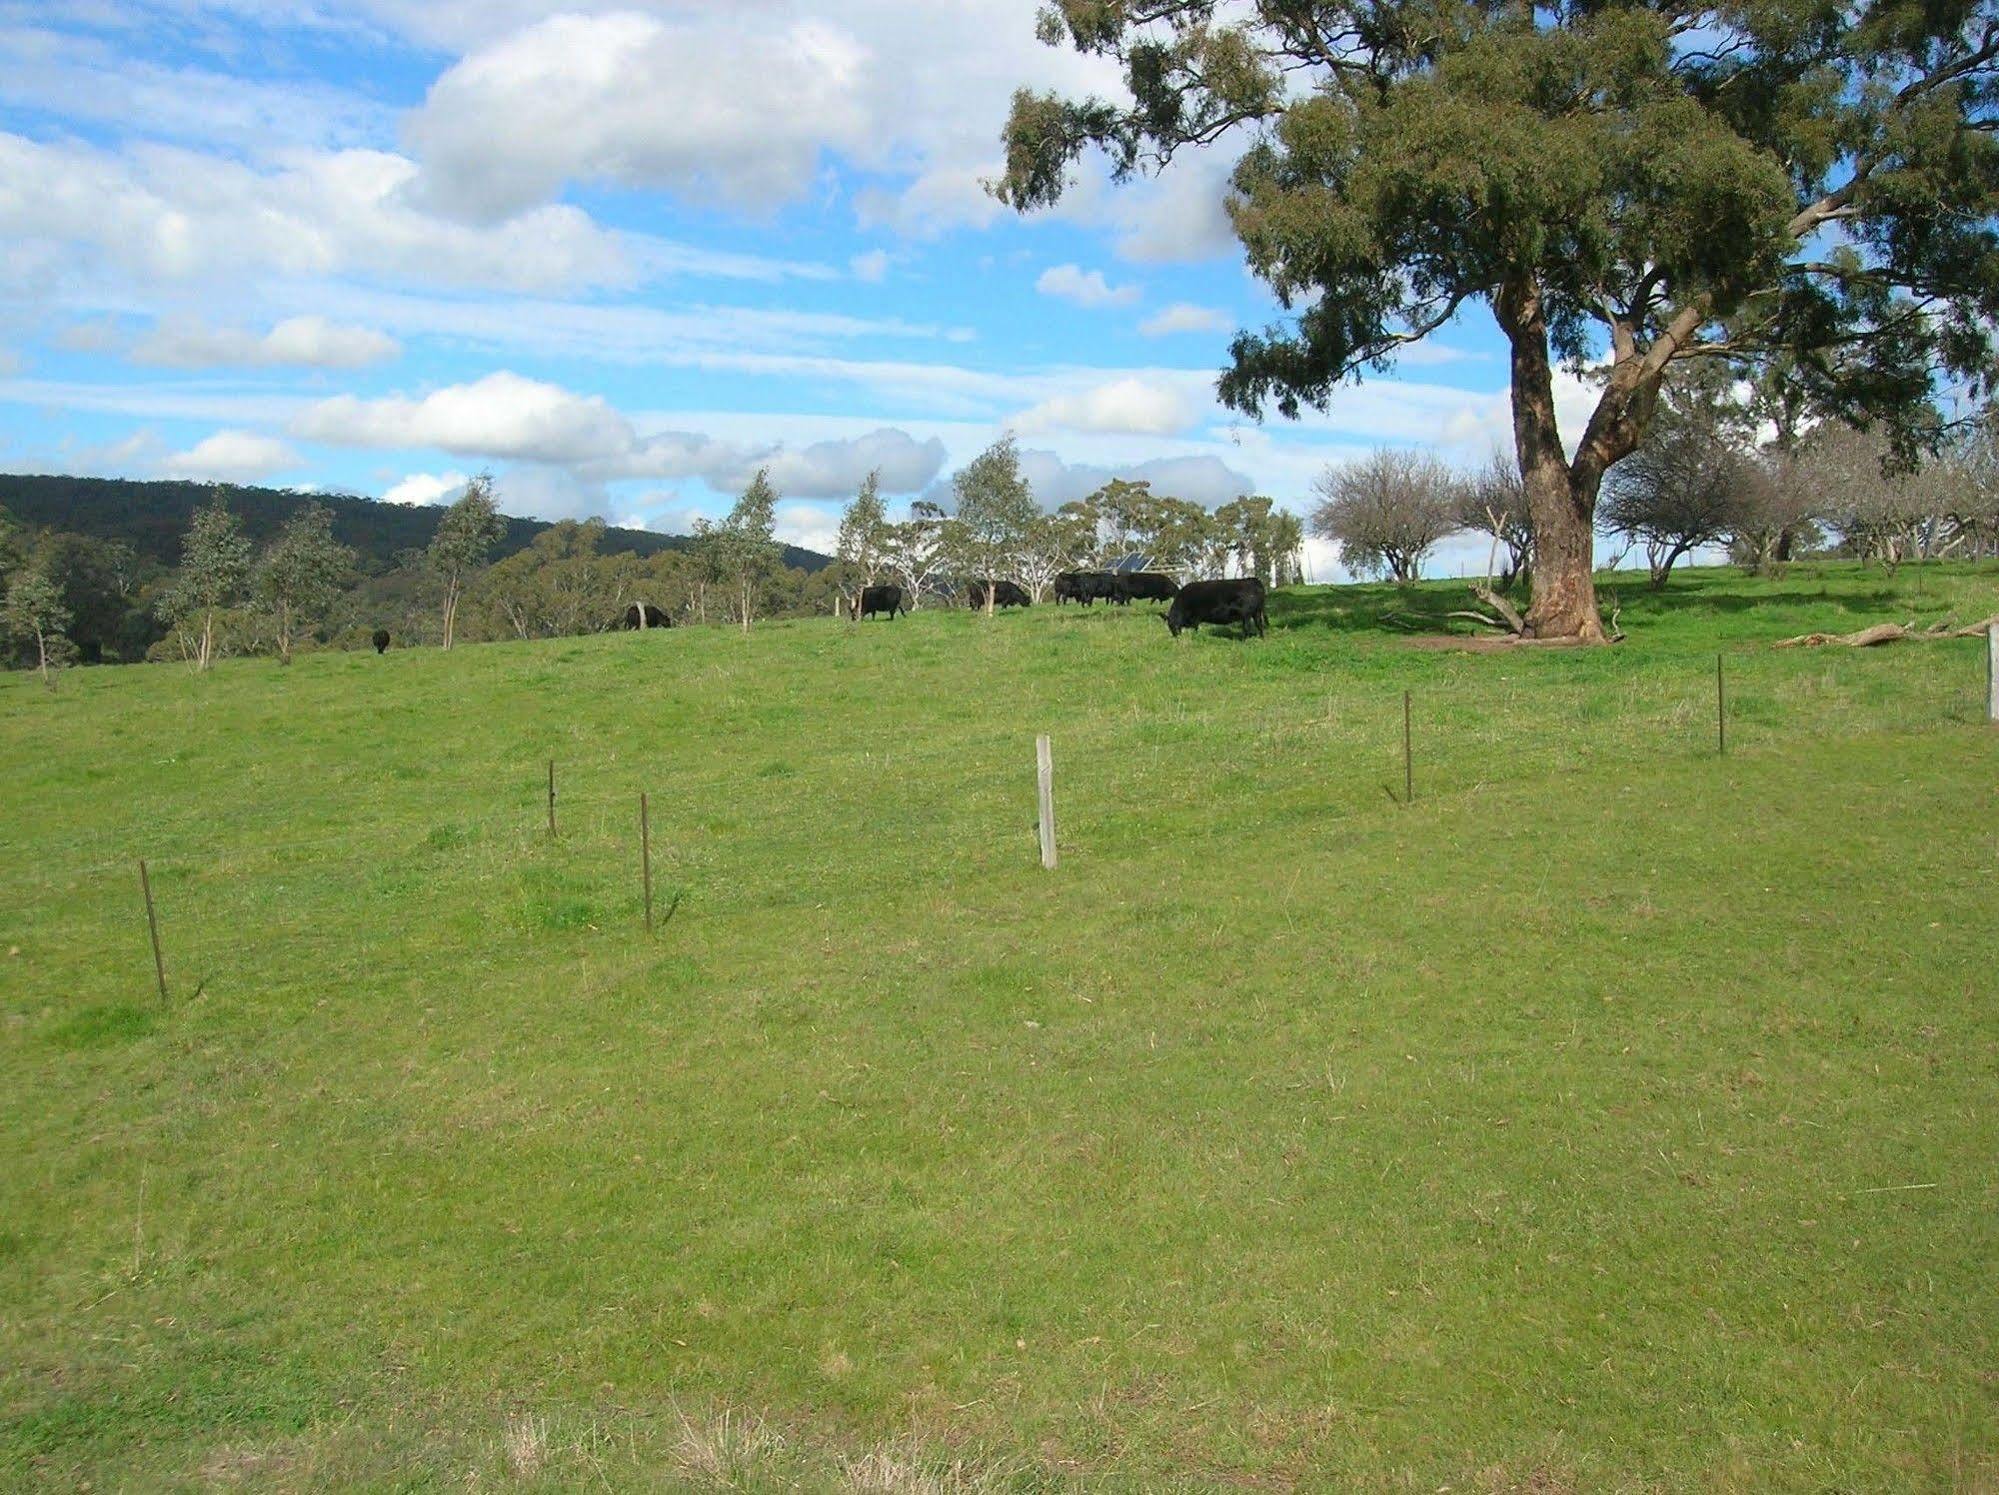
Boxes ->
[857,583,908,620]
[1055,570,1118,606]
[1117,572,1179,605]
[622,602,673,629]
[968,579,1031,609]
[371,629,391,654]
[1164,578,1267,639]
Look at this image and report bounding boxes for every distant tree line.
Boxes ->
[831,436,1306,611]
[1309,380,1999,590]
[0,469,846,680]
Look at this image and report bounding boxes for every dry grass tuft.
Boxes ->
[841,1437,1015,1494]
[502,1413,549,1480]
[672,1405,785,1488]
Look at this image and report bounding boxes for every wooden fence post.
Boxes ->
[1403,690,1413,805]
[640,792,654,933]
[1036,734,1057,870]
[138,859,168,1002]
[1716,653,1727,756]
[1988,624,1998,724]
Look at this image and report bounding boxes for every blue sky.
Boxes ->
[0,1,1601,573]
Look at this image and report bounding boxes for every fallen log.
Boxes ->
[1774,613,1999,648]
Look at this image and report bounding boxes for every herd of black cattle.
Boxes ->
[598,572,1271,639]
[855,572,1268,638]
[369,575,1266,652]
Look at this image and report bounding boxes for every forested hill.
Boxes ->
[0,473,833,573]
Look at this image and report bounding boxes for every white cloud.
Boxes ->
[381,469,472,506]
[1015,376,1197,437]
[291,370,948,495]
[1140,302,1231,337]
[773,499,841,557]
[1036,263,1141,309]
[0,131,826,297]
[407,11,874,220]
[849,248,891,283]
[161,429,300,482]
[134,315,401,369]
[754,426,946,497]
[0,24,390,155]
[293,371,635,463]
[1011,449,1257,508]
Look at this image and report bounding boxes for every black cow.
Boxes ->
[622,602,673,629]
[1117,572,1179,605]
[371,629,391,654]
[1055,571,1118,606]
[968,579,1031,609]
[1165,578,1267,639]
[858,584,908,620]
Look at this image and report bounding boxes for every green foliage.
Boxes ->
[254,503,355,662]
[952,435,1039,612]
[427,477,507,650]
[709,468,784,630]
[835,469,893,604]
[157,498,252,671]
[3,563,77,686]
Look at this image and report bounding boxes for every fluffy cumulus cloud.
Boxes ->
[294,370,947,497]
[161,429,300,482]
[1014,449,1258,509]
[134,316,401,370]
[1140,302,1231,337]
[754,426,947,497]
[294,371,636,463]
[1014,376,1197,438]
[407,11,874,220]
[381,470,473,506]
[1035,263,1140,309]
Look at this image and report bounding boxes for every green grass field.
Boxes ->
[3,563,1996,1491]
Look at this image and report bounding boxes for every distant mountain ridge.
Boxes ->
[0,473,834,573]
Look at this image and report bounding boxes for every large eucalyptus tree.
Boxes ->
[997,0,1999,639]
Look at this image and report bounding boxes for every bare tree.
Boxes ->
[1731,452,1825,573]
[1453,448,1533,591]
[1310,450,1461,583]
[1600,399,1763,588]
[1795,425,1949,570]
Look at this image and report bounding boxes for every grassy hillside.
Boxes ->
[3,563,1995,1490]
[0,472,833,573]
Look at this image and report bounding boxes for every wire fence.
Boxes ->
[3,636,1993,1008]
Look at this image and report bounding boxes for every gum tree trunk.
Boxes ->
[1500,279,1608,643]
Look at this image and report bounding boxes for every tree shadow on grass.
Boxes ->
[1628,583,1906,616]
[1269,580,1507,636]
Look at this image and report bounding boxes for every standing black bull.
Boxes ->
[1116,572,1179,605]
[968,579,1031,609]
[371,629,391,654]
[1054,571,1117,606]
[1165,578,1267,639]
[857,584,908,619]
